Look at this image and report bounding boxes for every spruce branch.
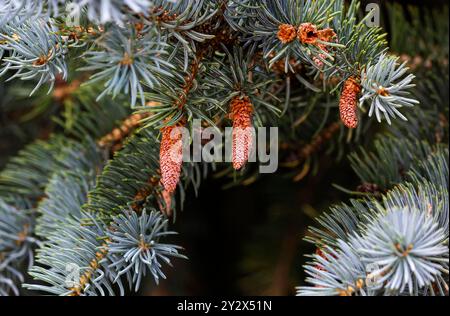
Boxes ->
[0,198,37,296]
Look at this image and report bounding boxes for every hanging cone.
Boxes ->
[339,77,361,129]
[159,122,184,193]
[230,96,254,170]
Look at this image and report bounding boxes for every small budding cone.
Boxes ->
[277,24,297,44]
[230,96,254,170]
[314,248,328,272]
[313,28,337,67]
[297,23,318,44]
[313,48,327,68]
[159,123,184,193]
[339,77,361,129]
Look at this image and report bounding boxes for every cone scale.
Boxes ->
[339,77,361,129]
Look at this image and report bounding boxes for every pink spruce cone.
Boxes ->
[230,96,254,170]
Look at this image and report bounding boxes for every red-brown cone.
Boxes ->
[313,28,337,67]
[159,122,184,193]
[277,24,297,44]
[157,186,173,217]
[339,77,361,129]
[297,23,318,44]
[230,96,254,170]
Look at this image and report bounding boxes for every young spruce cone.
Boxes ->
[160,122,185,193]
[339,77,361,129]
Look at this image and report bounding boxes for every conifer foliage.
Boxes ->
[0,0,447,296]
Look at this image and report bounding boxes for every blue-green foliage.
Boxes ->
[0,0,443,297]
